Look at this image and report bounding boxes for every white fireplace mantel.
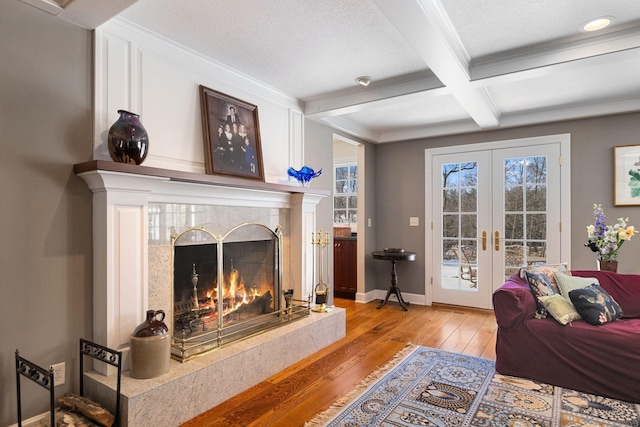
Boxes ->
[75,161,327,370]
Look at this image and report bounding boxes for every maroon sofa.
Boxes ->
[493,269,640,403]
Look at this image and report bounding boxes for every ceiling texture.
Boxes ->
[24,0,640,144]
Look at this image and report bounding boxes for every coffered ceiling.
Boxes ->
[23,0,640,143]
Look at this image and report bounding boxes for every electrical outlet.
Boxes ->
[50,362,65,386]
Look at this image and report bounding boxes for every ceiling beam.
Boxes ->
[20,0,139,29]
[320,116,381,143]
[305,74,448,120]
[372,0,501,129]
[471,27,640,81]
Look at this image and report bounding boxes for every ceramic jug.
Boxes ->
[130,309,170,379]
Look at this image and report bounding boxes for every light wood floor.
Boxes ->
[181,298,497,427]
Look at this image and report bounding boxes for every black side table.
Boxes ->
[372,250,416,311]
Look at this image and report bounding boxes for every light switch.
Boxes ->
[409,217,419,227]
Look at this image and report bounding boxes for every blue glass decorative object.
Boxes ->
[287,166,322,187]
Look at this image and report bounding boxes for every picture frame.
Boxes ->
[199,85,264,181]
[614,144,640,206]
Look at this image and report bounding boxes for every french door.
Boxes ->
[428,137,568,309]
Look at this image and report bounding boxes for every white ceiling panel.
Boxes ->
[441,0,640,59]
[346,92,471,133]
[489,53,640,114]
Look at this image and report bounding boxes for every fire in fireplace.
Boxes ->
[171,222,309,361]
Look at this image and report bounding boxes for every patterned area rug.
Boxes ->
[306,345,640,426]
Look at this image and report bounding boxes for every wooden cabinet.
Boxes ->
[334,237,356,298]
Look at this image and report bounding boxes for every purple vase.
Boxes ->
[108,110,149,165]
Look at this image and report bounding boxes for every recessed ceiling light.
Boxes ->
[356,76,371,87]
[581,16,614,32]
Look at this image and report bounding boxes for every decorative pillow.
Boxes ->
[520,262,571,281]
[555,273,599,304]
[537,294,581,325]
[525,271,560,318]
[569,284,623,325]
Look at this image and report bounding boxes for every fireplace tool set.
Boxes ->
[312,229,334,312]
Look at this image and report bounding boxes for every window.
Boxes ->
[334,164,357,226]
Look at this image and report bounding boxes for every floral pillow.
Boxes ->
[569,284,623,325]
[522,263,570,318]
[525,271,561,318]
[520,262,571,281]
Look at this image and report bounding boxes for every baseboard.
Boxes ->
[7,412,46,427]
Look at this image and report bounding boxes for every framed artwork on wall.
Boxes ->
[614,144,640,206]
[199,85,264,181]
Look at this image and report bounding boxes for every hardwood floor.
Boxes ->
[181,298,497,427]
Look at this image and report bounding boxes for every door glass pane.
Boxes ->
[441,162,478,291]
[460,162,478,186]
[461,188,476,212]
[526,214,546,240]
[443,215,459,238]
[526,185,546,209]
[505,186,523,211]
[503,156,548,279]
[504,214,524,239]
[504,158,523,185]
[443,189,459,212]
[526,156,546,184]
[461,214,477,238]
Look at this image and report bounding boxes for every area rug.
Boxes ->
[306,345,640,426]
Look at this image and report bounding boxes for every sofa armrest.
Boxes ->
[493,274,537,329]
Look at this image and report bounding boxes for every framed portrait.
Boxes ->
[614,144,640,206]
[199,85,264,181]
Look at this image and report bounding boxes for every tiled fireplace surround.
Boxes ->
[75,161,346,426]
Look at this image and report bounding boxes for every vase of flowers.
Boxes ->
[585,204,636,272]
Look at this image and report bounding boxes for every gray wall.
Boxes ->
[303,119,334,301]
[362,137,378,293]
[305,120,379,299]
[374,113,640,294]
[1,1,93,424]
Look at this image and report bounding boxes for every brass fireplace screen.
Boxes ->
[171,223,309,361]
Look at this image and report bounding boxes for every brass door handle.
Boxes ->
[481,231,487,251]
[494,231,500,251]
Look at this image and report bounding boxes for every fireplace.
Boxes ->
[170,223,310,361]
[75,162,346,426]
